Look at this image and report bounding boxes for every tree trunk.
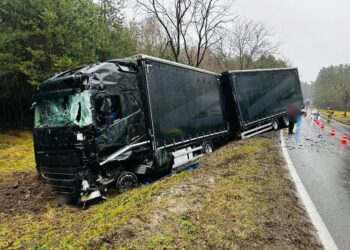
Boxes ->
[344,102,348,117]
[2,102,5,123]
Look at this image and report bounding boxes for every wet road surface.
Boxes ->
[283,115,350,249]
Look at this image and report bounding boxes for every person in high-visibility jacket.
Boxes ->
[326,107,334,123]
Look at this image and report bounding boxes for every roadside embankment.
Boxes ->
[0,131,321,249]
[320,109,350,126]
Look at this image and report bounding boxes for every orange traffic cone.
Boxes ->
[341,134,348,145]
[330,128,336,136]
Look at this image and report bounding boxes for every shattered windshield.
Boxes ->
[34,92,92,128]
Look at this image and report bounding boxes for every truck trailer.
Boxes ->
[221,68,303,138]
[33,55,229,202]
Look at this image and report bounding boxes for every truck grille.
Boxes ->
[36,150,82,195]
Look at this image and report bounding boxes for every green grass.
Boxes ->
[0,131,35,181]
[320,109,350,126]
[0,132,321,249]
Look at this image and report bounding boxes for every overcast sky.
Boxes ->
[234,0,350,83]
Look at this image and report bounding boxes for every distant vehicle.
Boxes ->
[33,55,303,203]
[304,99,311,107]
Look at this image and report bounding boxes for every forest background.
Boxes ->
[1,0,317,128]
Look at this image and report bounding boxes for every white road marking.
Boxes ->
[280,130,338,250]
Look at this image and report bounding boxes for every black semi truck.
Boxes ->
[33,55,303,202]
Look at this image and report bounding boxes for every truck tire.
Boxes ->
[272,119,279,130]
[116,171,138,192]
[202,141,214,154]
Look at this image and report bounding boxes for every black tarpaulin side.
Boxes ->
[229,68,303,127]
[144,59,227,147]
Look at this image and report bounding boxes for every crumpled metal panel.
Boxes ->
[90,63,147,158]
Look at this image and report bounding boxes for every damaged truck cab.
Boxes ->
[33,59,171,202]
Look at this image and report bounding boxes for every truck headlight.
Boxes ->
[76,132,85,141]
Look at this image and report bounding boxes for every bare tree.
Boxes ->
[136,0,192,62]
[129,17,170,58]
[184,0,233,66]
[136,0,233,66]
[228,17,279,70]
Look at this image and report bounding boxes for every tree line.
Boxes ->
[0,0,287,128]
[313,64,350,116]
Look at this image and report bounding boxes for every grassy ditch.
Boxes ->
[0,131,321,249]
[0,131,35,182]
[320,109,350,126]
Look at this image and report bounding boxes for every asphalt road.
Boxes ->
[283,114,350,249]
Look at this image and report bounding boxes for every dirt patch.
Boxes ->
[89,227,136,249]
[0,172,57,218]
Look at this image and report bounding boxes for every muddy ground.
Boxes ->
[0,172,58,218]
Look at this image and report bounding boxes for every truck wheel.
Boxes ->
[202,141,214,154]
[116,171,138,192]
[272,119,279,130]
